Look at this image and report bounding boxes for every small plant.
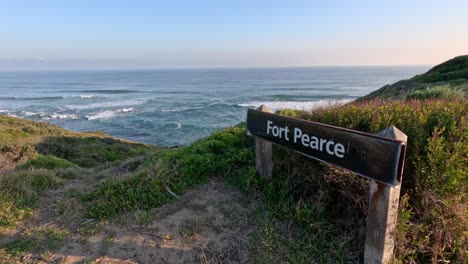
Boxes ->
[133,210,153,226]
[163,233,173,241]
[178,219,203,243]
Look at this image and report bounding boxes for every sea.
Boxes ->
[0,66,428,146]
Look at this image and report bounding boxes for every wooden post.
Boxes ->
[364,126,407,264]
[255,105,273,178]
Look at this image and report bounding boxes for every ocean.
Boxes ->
[0,66,428,146]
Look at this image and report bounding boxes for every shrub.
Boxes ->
[406,85,465,100]
[17,155,77,170]
[279,99,467,262]
[0,170,63,227]
[35,136,151,167]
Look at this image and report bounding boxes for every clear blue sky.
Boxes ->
[1,0,467,70]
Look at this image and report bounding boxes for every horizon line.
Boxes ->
[0,64,432,73]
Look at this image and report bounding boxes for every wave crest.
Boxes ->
[238,99,353,111]
[85,108,135,120]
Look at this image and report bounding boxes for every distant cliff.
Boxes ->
[359,55,468,100]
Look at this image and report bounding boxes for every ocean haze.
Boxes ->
[0,66,428,146]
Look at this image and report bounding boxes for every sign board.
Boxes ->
[247,109,406,186]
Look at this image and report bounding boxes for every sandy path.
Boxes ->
[2,180,259,264]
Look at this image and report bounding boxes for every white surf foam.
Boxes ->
[79,94,96,99]
[86,108,135,120]
[21,111,41,117]
[45,113,80,120]
[119,108,134,113]
[238,99,353,111]
[65,98,148,110]
[19,111,80,120]
[160,101,229,113]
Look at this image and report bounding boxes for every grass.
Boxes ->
[82,125,251,219]
[17,155,78,170]
[1,98,466,263]
[406,85,465,100]
[278,99,467,263]
[0,114,156,228]
[0,169,64,227]
[0,227,69,257]
[359,55,468,100]
[179,219,203,244]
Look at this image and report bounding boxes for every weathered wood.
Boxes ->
[364,126,407,264]
[255,105,273,178]
[247,109,406,186]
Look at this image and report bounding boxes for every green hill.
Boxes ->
[359,55,468,100]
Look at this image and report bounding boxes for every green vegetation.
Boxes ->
[0,169,63,227]
[83,124,252,219]
[1,227,69,256]
[18,155,78,170]
[406,85,465,100]
[359,55,468,100]
[78,99,467,262]
[278,99,467,263]
[1,95,466,262]
[0,114,156,229]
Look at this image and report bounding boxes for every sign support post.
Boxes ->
[255,105,273,178]
[364,126,407,264]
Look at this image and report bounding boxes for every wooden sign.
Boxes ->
[247,108,406,186]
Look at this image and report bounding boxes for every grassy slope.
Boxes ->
[0,115,156,227]
[1,97,466,263]
[0,115,152,171]
[359,55,468,100]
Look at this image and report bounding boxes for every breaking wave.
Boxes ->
[17,111,79,120]
[237,99,353,111]
[64,89,139,94]
[65,98,149,110]
[79,94,96,99]
[85,108,135,120]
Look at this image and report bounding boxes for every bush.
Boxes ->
[17,155,77,170]
[406,85,465,100]
[279,99,467,263]
[0,170,63,227]
[36,136,151,167]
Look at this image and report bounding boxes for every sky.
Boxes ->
[1,0,467,70]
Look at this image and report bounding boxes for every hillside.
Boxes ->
[359,55,468,100]
[1,97,467,263]
[0,115,154,172]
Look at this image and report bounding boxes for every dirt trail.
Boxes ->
[1,180,259,264]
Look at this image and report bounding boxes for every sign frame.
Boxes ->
[247,108,407,186]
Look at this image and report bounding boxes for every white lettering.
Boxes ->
[284,126,290,141]
[310,136,319,149]
[326,141,335,155]
[294,128,302,143]
[319,138,327,151]
[272,126,279,137]
[334,143,345,158]
[268,123,346,158]
[301,134,310,147]
[267,121,273,135]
